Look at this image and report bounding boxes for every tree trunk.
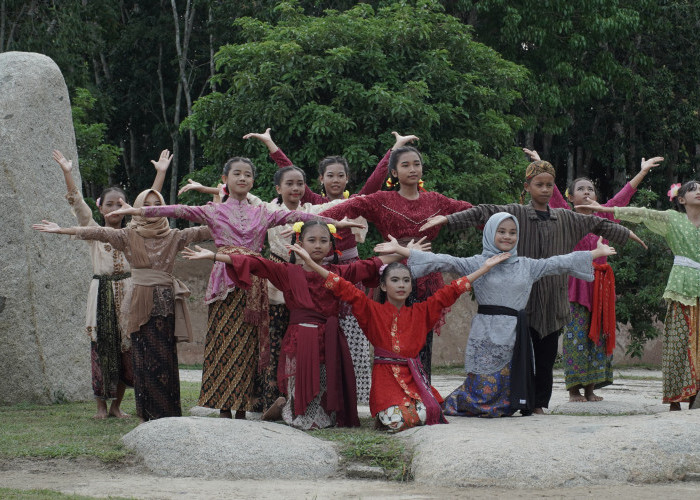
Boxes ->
[566,148,574,187]
[542,133,553,160]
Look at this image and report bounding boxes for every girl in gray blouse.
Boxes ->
[377,212,616,417]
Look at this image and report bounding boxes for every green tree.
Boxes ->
[71,87,122,198]
[184,1,527,214]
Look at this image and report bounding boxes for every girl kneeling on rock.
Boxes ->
[292,239,508,432]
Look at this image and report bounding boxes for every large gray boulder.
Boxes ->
[408,412,700,488]
[0,51,92,404]
[122,417,339,479]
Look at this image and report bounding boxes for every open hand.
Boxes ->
[334,217,366,230]
[406,236,431,252]
[181,245,215,261]
[573,200,607,212]
[178,179,204,195]
[110,199,139,217]
[483,252,511,270]
[594,236,617,257]
[522,148,541,162]
[151,149,173,172]
[419,215,448,232]
[628,230,648,250]
[374,234,402,254]
[32,220,62,233]
[640,156,664,173]
[243,128,272,143]
[286,243,311,262]
[392,131,419,149]
[52,150,72,173]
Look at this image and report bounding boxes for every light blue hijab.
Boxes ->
[482,212,519,264]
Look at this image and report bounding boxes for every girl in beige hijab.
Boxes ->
[34,189,211,422]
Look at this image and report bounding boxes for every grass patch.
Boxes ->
[178,363,203,371]
[312,418,413,481]
[0,488,134,499]
[431,364,466,376]
[0,381,202,462]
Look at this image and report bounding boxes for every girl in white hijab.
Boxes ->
[377,212,615,417]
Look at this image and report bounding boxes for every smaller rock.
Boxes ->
[346,464,386,480]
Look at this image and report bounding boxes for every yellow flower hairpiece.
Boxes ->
[385,178,394,188]
[564,188,570,199]
[418,179,426,192]
[292,221,304,234]
[327,224,336,234]
[343,190,350,199]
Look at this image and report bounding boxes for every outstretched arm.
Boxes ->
[32,220,78,235]
[150,149,173,192]
[178,179,220,196]
[374,234,431,258]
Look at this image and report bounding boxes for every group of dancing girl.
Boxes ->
[33,127,699,433]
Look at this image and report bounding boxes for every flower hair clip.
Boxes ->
[343,190,350,199]
[327,223,342,239]
[564,188,570,199]
[96,197,101,208]
[668,183,681,201]
[217,183,227,199]
[335,249,343,257]
[292,221,305,234]
[418,179,426,192]
[385,178,395,188]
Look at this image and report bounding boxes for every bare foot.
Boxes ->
[262,397,286,421]
[219,409,232,419]
[669,402,681,411]
[585,392,603,402]
[93,400,108,419]
[568,389,587,402]
[234,410,246,420]
[108,407,131,419]
[533,407,545,415]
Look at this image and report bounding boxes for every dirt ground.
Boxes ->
[0,457,698,499]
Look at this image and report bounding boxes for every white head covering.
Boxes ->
[481,212,519,264]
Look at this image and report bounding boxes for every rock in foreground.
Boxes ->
[123,417,338,479]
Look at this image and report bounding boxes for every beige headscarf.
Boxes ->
[128,189,171,238]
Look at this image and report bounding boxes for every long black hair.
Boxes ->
[289,219,339,265]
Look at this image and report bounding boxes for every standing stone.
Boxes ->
[0,52,92,404]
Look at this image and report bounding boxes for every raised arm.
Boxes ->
[150,149,173,192]
[357,131,420,196]
[628,156,664,190]
[53,150,95,226]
